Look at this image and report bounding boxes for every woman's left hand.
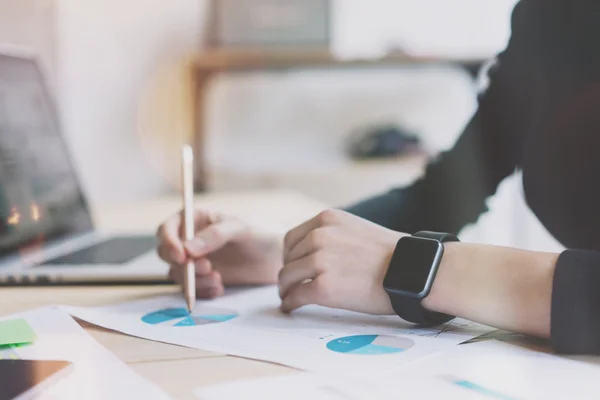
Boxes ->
[279,209,405,314]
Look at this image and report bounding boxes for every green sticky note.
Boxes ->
[0,319,37,346]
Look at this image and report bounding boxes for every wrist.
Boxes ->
[421,241,462,314]
[421,241,556,338]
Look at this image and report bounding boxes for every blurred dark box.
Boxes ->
[207,0,330,49]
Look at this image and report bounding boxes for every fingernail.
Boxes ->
[186,238,207,255]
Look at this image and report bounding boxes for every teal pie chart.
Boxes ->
[141,307,238,327]
[326,335,414,355]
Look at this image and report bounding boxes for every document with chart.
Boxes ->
[65,286,491,376]
[197,341,600,400]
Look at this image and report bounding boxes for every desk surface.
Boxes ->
[0,189,327,400]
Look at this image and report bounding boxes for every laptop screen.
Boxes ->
[0,54,93,258]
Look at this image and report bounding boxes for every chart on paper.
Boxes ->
[141,307,238,327]
[65,286,492,376]
[326,335,414,355]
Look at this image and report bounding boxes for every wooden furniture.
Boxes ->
[0,189,327,400]
[188,49,485,189]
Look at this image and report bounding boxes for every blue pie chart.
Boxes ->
[141,307,238,327]
[326,335,414,355]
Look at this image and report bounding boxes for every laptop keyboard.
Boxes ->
[38,236,157,266]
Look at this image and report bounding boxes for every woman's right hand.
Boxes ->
[156,210,283,299]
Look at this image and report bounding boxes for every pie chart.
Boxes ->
[141,307,238,327]
[326,335,414,355]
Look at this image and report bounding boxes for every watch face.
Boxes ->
[383,236,443,296]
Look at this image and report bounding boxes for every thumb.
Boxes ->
[185,218,249,258]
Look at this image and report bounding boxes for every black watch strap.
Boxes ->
[390,296,454,326]
[389,231,458,326]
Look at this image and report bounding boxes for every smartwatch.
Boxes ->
[383,231,458,326]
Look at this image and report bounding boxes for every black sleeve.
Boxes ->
[551,250,600,354]
[344,2,533,234]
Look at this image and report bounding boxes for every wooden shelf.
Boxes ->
[189,49,485,190]
[193,48,485,71]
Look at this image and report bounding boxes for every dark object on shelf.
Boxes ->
[346,125,421,160]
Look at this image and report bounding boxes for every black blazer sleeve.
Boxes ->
[345,2,534,234]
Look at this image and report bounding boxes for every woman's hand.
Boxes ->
[279,209,405,314]
[157,210,282,299]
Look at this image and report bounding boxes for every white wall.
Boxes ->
[332,0,518,59]
[56,0,206,206]
[55,0,520,207]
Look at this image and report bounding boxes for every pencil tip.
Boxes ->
[186,298,194,314]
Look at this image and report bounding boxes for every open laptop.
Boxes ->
[0,52,168,285]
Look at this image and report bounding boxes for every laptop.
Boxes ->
[0,51,168,285]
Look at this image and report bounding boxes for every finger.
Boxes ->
[185,218,249,258]
[278,255,320,299]
[284,227,332,264]
[283,210,341,259]
[157,210,222,264]
[195,270,222,290]
[158,242,177,264]
[197,282,225,299]
[168,258,212,284]
[197,271,224,299]
[179,209,222,238]
[157,220,186,264]
[168,265,182,284]
[168,265,178,283]
[194,258,213,276]
[281,276,328,313]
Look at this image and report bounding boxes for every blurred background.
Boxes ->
[0,0,563,252]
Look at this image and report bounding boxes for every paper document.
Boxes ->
[66,286,490,377]
[194,371,504,400]
[393,340,600,400]
[0,307,170,400]
[196,341,600,400]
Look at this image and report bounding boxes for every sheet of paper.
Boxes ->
[65,286,491,377]
[196,341,600,400]
[0,307,170,400]
[0,318,37,346]
[388,340,600,400]
[193,371,497,400]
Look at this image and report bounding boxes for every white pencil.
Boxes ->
[181,144,195,313]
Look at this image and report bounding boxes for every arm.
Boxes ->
[346,1,533,234]
[280,209,600,355]
[423,242,556,338]
[424,244,600,354]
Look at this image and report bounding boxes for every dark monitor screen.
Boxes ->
[0,54,93,259]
